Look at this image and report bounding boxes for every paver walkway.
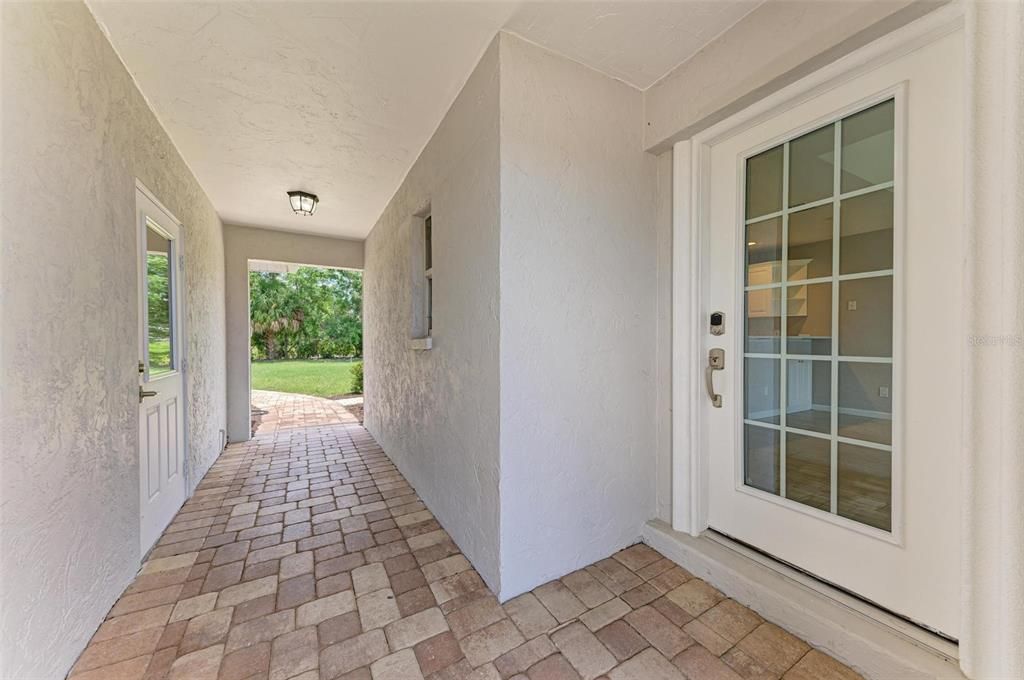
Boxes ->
[69,419,862,680]
[251,390,361,435]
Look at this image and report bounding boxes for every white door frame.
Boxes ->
[670,0,966,653]
[136,179,190,557]
[665,3,1024,675]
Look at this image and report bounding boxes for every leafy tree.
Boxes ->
[249,268,362,360]
[147,254,170,334]
[147,254,172,370]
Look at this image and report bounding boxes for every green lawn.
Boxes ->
[251,359,361,398]
[149,339,171,374]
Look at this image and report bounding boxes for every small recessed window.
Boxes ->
[410,211,433,349]
[424,215,433,335]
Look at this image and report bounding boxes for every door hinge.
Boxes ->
[181,358,188,373]
[179,254,185,271]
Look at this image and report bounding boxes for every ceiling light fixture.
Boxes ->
[287,190,319,216]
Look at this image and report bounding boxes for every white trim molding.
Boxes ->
[960,1,1024,677]
[671,138,704,536]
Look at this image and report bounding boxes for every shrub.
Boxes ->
[351,361,364,394]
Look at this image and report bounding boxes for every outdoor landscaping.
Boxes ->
[251,359,362,398]
[249,267,363,397]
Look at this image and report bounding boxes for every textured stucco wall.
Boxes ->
[497,34,658,599]
[363,39,503,592]
[643,0,944,151]
[223,224,364,443]
[0,3,227,678]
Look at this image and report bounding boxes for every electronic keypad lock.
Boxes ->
[710,311,725,336]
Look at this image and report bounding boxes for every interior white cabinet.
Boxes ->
[747,259,811,317]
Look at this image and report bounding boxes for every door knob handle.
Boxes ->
[706,348,725,408]
[139,388,158,403]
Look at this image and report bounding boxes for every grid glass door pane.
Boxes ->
[742,99,895,532]
[146,224,174,376]
[788,124,835,208]
[786,433,831,511]
[840,188,893,274]
[788,205,833,280]
[745,289,781,353]
[745,358,780,424]
[746,147,784,219]
[786,359,831,433]
[746,217,783,285]
[841,100,894,192]
[745,425,780,495]
[838,362,892,445]
[786,282,831,355]
[837,443,892,531]
[839,277,893,357]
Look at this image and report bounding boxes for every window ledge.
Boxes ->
[409,336,433,351]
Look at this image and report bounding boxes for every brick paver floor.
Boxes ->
[69,419,862,680]
[251,390,361,435]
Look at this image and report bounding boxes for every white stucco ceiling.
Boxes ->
[89,1,762,240]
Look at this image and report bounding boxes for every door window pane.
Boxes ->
[840,188,893,275]
[745,425,780,495]
[786,282,831,355]
[789,124,835,207]
[788,205,832,280]
[146,225,173,375]
[742,99,895,531]
[786,359,831,434]
[841,100,894,192]
[746,217,782,285]
[746,146,783,219]
[786,433,831,511]
[838,443,892,531]
[745,358,780,424]
[838,362,892,445]
[839,276,893,358]
[745,289,781,354]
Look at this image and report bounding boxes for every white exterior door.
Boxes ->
[137,187,186,556]
[702,31,963,636]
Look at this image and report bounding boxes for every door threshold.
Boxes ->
[642,519,965,680]
[706,528,957,646]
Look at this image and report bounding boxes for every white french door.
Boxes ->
[137,186,186,556]
[701,31,962,636]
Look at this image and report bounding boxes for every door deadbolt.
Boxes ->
[706,348,725,408]
[710,311,725,336]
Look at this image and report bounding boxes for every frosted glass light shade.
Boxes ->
[287,191,318,216]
